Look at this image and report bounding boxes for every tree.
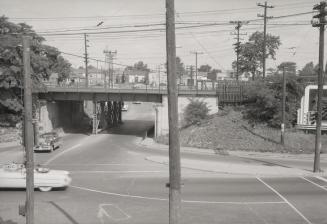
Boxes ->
[198,64,221,81]
[243,74,304,127]
[183,98,209,127]
[232,31,281,80]
[277,62,296,75]
[198,64,212,73]
[176,56,186,79]
[126,61,150,73]
[299,62,315,76]
[0,16,72,125]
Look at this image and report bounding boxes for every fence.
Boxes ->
[216,81,251,105]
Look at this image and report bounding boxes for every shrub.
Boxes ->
[183,98,209,127]
[243,74,304,127]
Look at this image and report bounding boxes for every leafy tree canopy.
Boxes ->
[232,31,281,80]
[198,64,221,81]
[125,61,150,73]
[183,98,209,127]
[277,61,297,75]
[243,74,304,127]
[0,16,71,121]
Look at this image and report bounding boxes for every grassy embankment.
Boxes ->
[157,108,327,154]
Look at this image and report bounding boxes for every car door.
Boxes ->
[0,166,26,188]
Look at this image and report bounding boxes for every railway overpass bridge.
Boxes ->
[36,83,219,136]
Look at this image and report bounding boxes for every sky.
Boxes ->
[0,0,322,72]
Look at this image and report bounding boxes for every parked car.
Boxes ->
[0,163,72,192]
[34,132,62,152]
[132,101,142,104]
[122,104,128,111]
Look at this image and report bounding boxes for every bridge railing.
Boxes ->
[42,81,217,94]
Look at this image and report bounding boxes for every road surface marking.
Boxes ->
[257,177,313,224]
[71,185,168,201]
[44,143,82,165]
[71,170,165,174]
[97,203,130,223]
[71,185,285,205]
[47,163,145,166]
[302,177,327,192]
[182,200,285,205]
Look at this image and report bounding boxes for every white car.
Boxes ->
[121,104,128,111]
[0,163,72,192]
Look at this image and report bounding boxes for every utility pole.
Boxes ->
[230,21,247,81]
[22,36,34,224]
[190,51,203,94]
[281,66,286,145]
[157,65,161,93]
[312,1,326,173]
[166,0,181,223]
[257,1,274,78]
[103,49,117,88]
[84,33,89,87]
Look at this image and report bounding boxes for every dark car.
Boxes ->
[34,132,62,152]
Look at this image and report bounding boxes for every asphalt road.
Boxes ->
[1,102,327,224]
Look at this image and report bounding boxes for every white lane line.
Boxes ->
[48,163,144,166]
[71,171,166,174]
[71,185,168,201]
[71,185,285,205]
[302,177,327,192]
[257,177,313,224]
[182,200,285,205]
[44,143,82,165]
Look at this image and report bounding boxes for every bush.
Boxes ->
[183,98,209,127]
[243,74,304,127]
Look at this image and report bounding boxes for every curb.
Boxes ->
[145,156,321,177]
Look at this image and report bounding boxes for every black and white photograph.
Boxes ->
[1,0,327,223]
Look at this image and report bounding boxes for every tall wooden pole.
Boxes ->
[84,33,89,87]
[166,0,181,223]
[23,36,34,224]
[313,1,326,172]
[230,21,247,81]
[258,1,274,78]
[262,2,267,78]
[190,51,203,94]
[281,67,286,145]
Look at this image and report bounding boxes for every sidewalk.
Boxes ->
[0,141,20,149]
[140,138,326,176]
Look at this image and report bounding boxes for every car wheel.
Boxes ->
[39,186,52,192]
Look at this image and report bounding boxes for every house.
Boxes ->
[124,69,149,84]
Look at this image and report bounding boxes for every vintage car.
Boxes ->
[121,104,129,111]
[0,163,71,192]
[34,132,62,152]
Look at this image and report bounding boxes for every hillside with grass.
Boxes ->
[157,107,326,154]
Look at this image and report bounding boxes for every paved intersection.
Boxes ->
[1,103,327,224]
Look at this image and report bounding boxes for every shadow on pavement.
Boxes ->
[103,120,154,138]
[48,201,80,224]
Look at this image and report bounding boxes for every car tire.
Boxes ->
[39,186,52,192]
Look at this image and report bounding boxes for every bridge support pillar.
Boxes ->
[92,100,98,134]
[113,101,118,126]
[99,102,106,130]
[118,102,122,124]
[105,101,123,128]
